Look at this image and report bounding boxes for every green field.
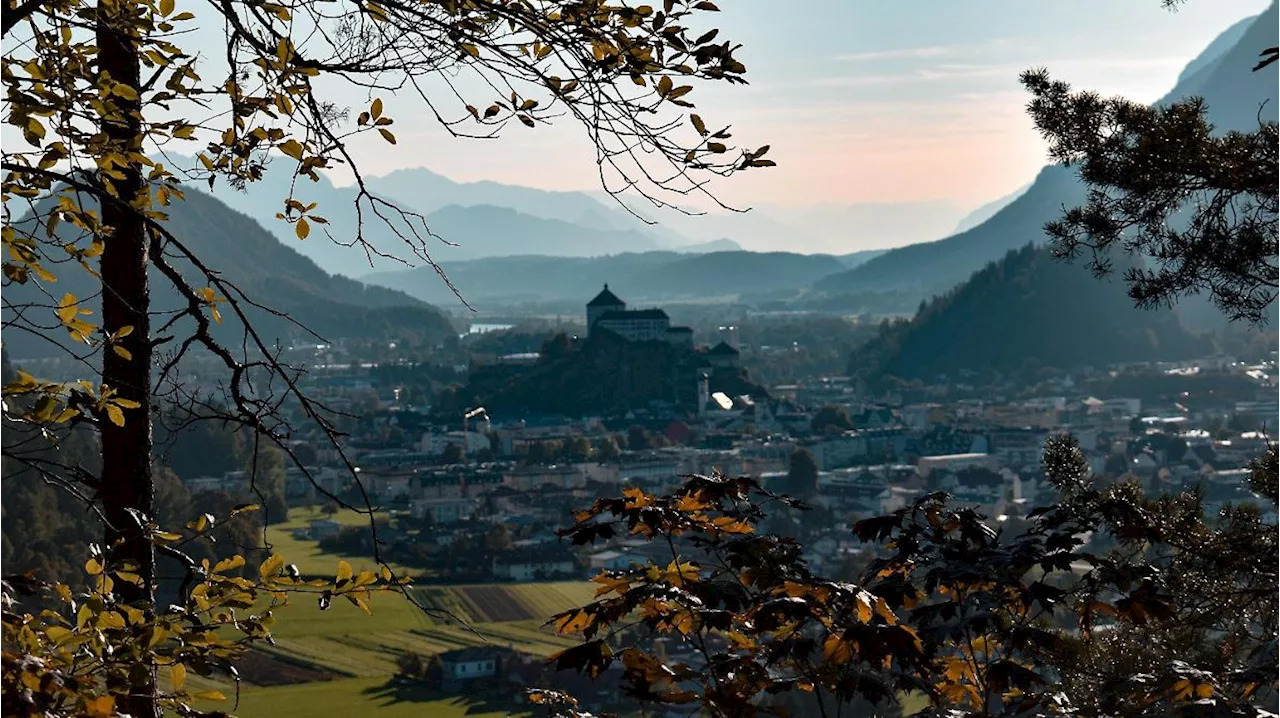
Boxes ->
[201,511,598,718]
[263,507,417,578]
[211,584,590,718]
[227,677,514,718]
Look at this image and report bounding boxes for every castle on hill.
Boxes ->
[456,285,756,417]
[586,284,694,348]
[585,284,740,368]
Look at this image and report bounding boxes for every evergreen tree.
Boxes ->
[1020,9,1278,324]
[786,447,820,500]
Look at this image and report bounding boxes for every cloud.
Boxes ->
[835,38,1025,63]
[809,54,1189,89]
[835,45,957,62]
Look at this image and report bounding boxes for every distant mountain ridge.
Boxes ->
[952,183,1033,235]
[422,203,662,260]
[363,168,691,248]
[2,189,454,360]
[365,250,850,308]
[171,156,679,277]
[847,244,1210,384]
[814,5,1278,302]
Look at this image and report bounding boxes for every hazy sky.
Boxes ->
[329,0,1270,213]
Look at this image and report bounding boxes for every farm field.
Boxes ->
[206,511,607,715]
[263,507,414,578]
[225,677,517,718]
[199,576,597,716]
[426,581,597,623]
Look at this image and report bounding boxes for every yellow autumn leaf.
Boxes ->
[213,555,245,573]
[855,593,873,623]
[279,139,304,160]
[45,626,74,644]
[822,634,852,664]
[336,560,353,582]
[171,663,186,691]
[104,404,125,427]
[84,695,115,718]
[111,84,139,101]
[56,293,78,323]
[259,553,285,580]
[295,217,310,239]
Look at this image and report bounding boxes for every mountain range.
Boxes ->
[812,2,1278,304]
[177,162,676,276]
[951,183,1032,235]
[2,190,454,360]
[847,244,1211,384]
[366,250,859,308]
[618,199,970,255]
[179,157,951,279]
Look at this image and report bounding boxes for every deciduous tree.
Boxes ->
[2,0,768,712]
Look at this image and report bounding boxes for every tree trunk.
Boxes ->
[96,1,158,715]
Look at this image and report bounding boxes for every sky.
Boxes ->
[325,0,1271,215]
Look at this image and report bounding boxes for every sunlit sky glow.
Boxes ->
[329,0,1270,213]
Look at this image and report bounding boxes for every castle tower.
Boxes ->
[586,284,625,336]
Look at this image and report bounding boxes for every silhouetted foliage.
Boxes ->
[1020,60,1277,324]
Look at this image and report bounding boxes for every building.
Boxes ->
[585,284,694,344]
[438,646,509,690]
[492,546,577,581]
[308,518,343,539]
[618,456,681,484]
[419,430,490,456]
[706,341,741,369]
[917,453,999,477]
[411,496,478,524]
[586,550,636,572]
[502,464,585,490]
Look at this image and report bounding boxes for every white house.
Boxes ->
[419,430,489,456]
[492,547,576,581]
[586,550,636,572]
[917,453,998,477]
[411,496,477,524]
[438,646,509,690]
